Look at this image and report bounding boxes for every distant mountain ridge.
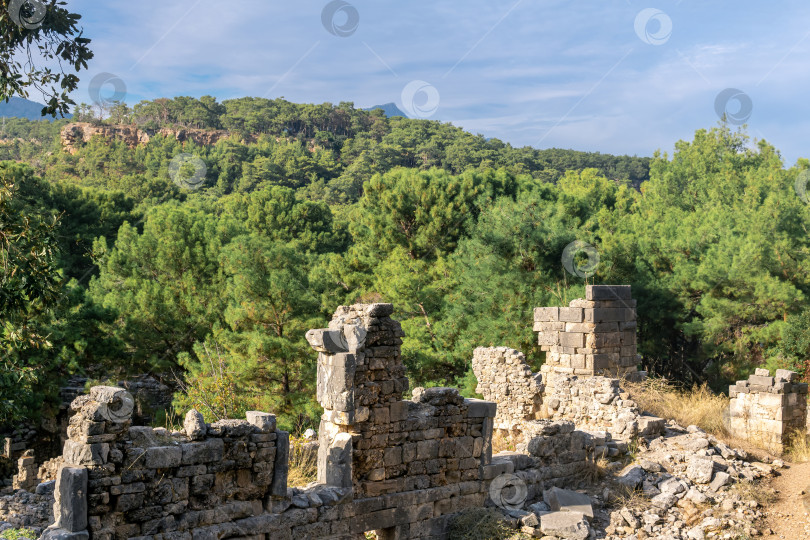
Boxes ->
[0,96,71,121]
[365,103,408,118]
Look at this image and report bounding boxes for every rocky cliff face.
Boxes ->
[60,123,229,154]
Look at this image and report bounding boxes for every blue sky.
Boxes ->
[67,0,810,165]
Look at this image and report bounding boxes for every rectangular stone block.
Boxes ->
[143,446,182,469]
[55,466,88,532]
[180,438,224,466]
[317,353,356,411]
[586,285,632,301]
[559,308,584,323]
[271,431,289,497]
[321,433,352,488]
[583,308,630,323]
[565,322,596,333]
[245,411,276,433]
[534,307,559,322]
[775,369,799,382]
[560,332,585,348]
[749,375,774,388]
[538,331,560,347]
[465,399,497,418]
[63,441,109,467]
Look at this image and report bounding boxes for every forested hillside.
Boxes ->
[2,95,808,432]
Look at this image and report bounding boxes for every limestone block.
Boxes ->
[543,487,593,518]
[320,432,352,488]
[246,411,277,433]
[560,332,585,348]
[305,328,348,354]
[775,369,796,382]
[63,441,109,467]
[586,285,631,301]
[183,409,206,441]
[143,445,182,469]
[181,438,224,465]
[559,307,584,323]
[317,353,356,412]
[86,385,135,424]
[53,466,88,532]
[539,511,590,540]
[686,456,714,484]
[534,307,559,322]
[749,375,774,388]
[271,431,289,497]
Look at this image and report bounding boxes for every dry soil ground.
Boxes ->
[760,461,810,539]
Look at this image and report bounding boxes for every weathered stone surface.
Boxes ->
[246,411,276,433]
[180,437,224,465]
[686,456,714,484]
[271,431,289,498]
[143,446,182,469]
[709,471,731,492]
[183,409,206,441]
[616,465,644,489]
[53,466,88,532]
[321,433,352,488]
[63,441,109,466]
[544,487,593,518]
[540,511,590,539]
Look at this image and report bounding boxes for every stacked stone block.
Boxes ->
[534,285,641,379]
[43,386,287,539]
[729,368,808,452]
[471,347,544,431]
[472,347,664,444]
[307,303,498,499]
[11,449,37,491]
[42,302,626,539]
[541,373,664,440]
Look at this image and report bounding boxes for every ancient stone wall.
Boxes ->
[472,348,663,446]
[41,303,603,540]
[470,347,543,431]
[306,304,496,499]
[729,368,808,452]
[534,285,642,380]
[472,286,664,446]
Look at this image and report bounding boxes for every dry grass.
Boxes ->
[581,455,611,484]
[491,430,519,454]
[728,479,777,506]
[287,435,318,487]
[611,485,650,512]
[447,508,528,540]
[786,429,810,463]
[623,377,729,438]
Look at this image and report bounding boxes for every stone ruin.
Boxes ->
[41,303,600,539]
[473,286,664,452]
[534,285,641,380]
[729,368,808,452]
[33,287,809,539]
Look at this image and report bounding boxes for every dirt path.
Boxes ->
[760,461,810,539]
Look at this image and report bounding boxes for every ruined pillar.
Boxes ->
[729,368,808,452]
[534,285,642,380]
[306,303,409,493]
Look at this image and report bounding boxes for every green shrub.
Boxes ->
[1,529,38,540]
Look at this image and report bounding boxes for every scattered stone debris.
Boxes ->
[5,288,804,539]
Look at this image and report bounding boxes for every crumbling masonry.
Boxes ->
[473,286,664,449]
[43,303,596,540]
[41,286,806,539]
[729,368,808,452]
